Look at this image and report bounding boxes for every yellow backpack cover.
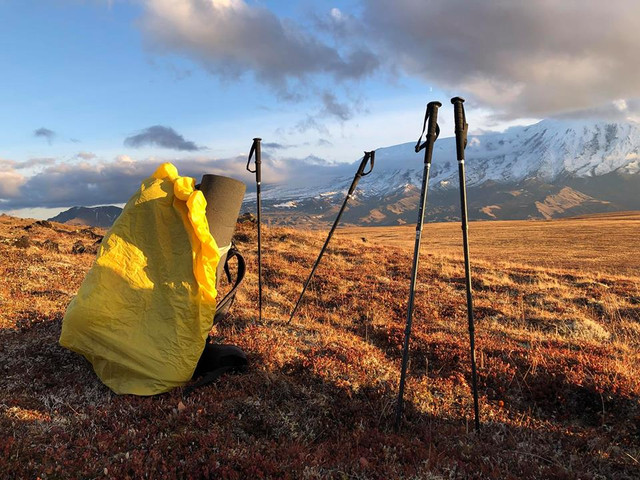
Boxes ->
[59,163,220,395]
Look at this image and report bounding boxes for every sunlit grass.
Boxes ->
[1,212,639,478]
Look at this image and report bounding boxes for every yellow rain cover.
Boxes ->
[59,163,220,395]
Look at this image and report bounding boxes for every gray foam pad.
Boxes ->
[199,174,246,285]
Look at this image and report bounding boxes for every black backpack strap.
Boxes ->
[184,344,248,397]
[214,244,246,323]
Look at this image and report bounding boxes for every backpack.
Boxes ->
[60,163,248,395]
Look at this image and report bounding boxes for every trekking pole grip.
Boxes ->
[415,101,442,155]
[246,138,262,183]
[451,97,467,159]
[424,101,441,164]
[348,151,375,196]
[427,101,441,136]
[359,150,375,176]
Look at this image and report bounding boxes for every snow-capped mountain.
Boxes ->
[372,118,640,188]
[248,119,640,226]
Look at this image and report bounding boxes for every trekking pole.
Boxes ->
[246,138,263,323]
[394,101,441,431]
[288,150,375,324]
[451,97,480,431]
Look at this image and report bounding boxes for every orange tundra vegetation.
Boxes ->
[0,211,639,479]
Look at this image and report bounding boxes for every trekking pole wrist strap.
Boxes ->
[415,102,442,153]
[214,244,246,323]
[348,151,376,195]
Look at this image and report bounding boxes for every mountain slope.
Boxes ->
[251,119,640,225]
[49,206,123,228]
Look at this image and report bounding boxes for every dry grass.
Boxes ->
[338,211,640,276]
[1,212,639,479]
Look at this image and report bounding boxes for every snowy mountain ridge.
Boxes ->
[263,118,639,200]
[250,118,640,225]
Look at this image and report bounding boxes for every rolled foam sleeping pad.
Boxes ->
[198,174,247,286]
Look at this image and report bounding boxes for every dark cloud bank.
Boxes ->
[0,153,345,210]
[124,125,204,151]
[34,127,56,144]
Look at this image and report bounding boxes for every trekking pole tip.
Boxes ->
[451,97,465,104]
[253,137,262,142]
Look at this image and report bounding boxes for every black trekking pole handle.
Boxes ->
[287,150,375,324]
[415,101,442,160]
[246,138,262,181]
[347,150,375,196]
[451,97,468,160]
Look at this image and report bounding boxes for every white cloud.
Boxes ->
[0,159,16,172]
[76,152,97,160]
[357,0,640,119]
[0,170,26,198]
[15,158,57,169]
[613,99,628,112]
[116,154,134,164]
[4,206,70,221]
[139,0,378,97]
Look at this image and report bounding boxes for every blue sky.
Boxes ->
[1,0,638,218]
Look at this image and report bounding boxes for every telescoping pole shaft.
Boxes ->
[394,101,441,431]
[451,97,480,431]
[247,138,263,322]
[288,151,375,324]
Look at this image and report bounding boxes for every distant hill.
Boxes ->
[48,206,122,228]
